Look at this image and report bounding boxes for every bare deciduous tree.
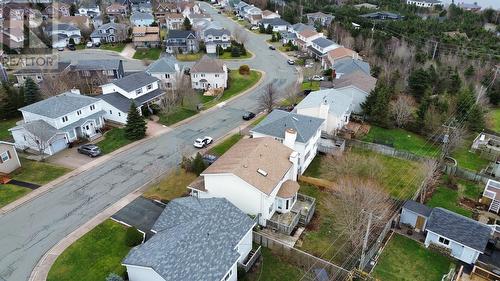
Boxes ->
[443,125,466,157]
[391,94,415,128]
[232,26,248,45]
[258,81,278,112]
[24,123,53,160]
[419,159,440,203]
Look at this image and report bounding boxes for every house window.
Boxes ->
[192,189,199,197]
[36,75,42,80]
[90,105,95,111]
[286,199,289,209]
[109,110,113,114]
[201,74,205,77]
[136,88,143,95]
[0,151,10,162]
[215,74,219,78]
[269,203,274,214]
[224,269,232,281]
[438,237,450,245]
[118,112,121,117]
[165,73,170,79]
[166,82,172,88]
[61,116,68,123]
[146,84,153,90]
[77,110,82,116]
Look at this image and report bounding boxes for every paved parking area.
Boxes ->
[111,196,165,238]
[46,147,95,169]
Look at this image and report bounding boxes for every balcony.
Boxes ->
[266,193,316,235]
[238,245,261,272]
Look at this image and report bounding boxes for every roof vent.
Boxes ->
[243,164,248,168]
[257,168,268,177]
[292,117,299,122]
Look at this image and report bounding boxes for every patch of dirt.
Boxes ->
[460,197,478,209]
[305,212,321,231]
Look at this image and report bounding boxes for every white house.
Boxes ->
[250,110,324,175]
[308,37,340,59]
[260,18,291,32]
[332,71,377,113]
[204,28,231,54]
[44,23,81,48]
[78,2,101,17]
[123,197,257,281]
[130,11,155,26]
[295,89,353,135]
[98,72,164,124]
[0,141,21,174]
[262,10,280,19]
[9,90,105,155]
[145,56,183,89]
[190,56,228,90]
[295,29,323,52]
[406,0,442,8]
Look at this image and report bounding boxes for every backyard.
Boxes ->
[47,220,132,281]
[0,118,18,141]
[372,234,453,281]
[143,168,197,202]
[100,43,126,52]
[132,48,162,60]
[96,128,133,154]
[209,133,243,156]
[487,108,500,133]
[301,81,320,91]
[450,137,490,172]
[158,107,198,126]
[240,247,306,281]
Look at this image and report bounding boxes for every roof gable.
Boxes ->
[19,91,99,119]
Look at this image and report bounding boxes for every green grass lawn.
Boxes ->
[202,70,262,108]
[96,128,133,154]
[132,48,162,60]
[301,81,320,91]
[176,52,203,61]
[362,126,440,158]
[100,43,126,52]
[0,118,18,141]
[218,51,252,59]
[158,107,198,126]
[240,247,305,281]
[143,168,197,202]
[451,139,490,172]
[76,44,86,50]
[487,108,500,133]
[373,234,452,281]
[0,184,31,208]
[426,186,473,217]
[47,220,132,281]
[209,133,243,156]
[11,159,70,185]
[251,114,267,126]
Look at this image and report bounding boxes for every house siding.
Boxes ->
[424,230,481,264]
[0,143,21,174]
[191,72,228,90]
[125,264,166,281]
[400,208,427,230]
[236,227,253,264]
[100,102,129,124]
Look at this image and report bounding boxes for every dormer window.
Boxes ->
[146,84,153,90]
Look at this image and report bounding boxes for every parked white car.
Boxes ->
[310,75,325,81]
[86,41,93,48]
[193,136,213,148]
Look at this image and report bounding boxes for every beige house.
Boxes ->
[132,26,161,48]
[0,141,21,174]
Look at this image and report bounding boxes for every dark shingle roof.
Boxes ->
[146,56,181,73]
[251,110,324,143]
[205,28,231,37]
[312,37,337,48]
[167,29,196,39]
[261,18,291,27]
[45,23,80,33]
[191,56,225,73]
[97,88,164,112]
[111,72,159,92]
[123,197,255,281]
[333,58,371,76]
[71,59,122,71]
[403,200,432,217]
[19,91,99,118]
[426,208,491,252]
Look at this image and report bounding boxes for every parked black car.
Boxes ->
[202,154,218,165]
[242,111,256,120]
[269,45,276,50]
[67,44,76,51]
[77,144,102,157]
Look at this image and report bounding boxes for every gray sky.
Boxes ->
[443,0,500,10]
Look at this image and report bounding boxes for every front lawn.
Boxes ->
[361,126,440,158]
[373,234,453,281]
[11,159,70,185]
[100,43,126,52]
[0,184,31,208]
[132,48,162,60]
[158,107,198,126]
[301,81,320,91]
[202,70,262,108]
[0,118,18,141]
[143,168,197,202]
[240,247,305,281]
[218,51,252,60]
[176,52,203,61]
[209,133,243,156]
[47,220,132,281]
[96,128,133,154]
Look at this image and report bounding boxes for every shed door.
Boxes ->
[415,216,425,232]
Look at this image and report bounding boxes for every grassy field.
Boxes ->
[0,184,31,208]
[219,51,252,59]
[158,108,198,126]
[202,70,262,108]
[0,118,18,141]
[96,128,133,154]
[209,133,243,156]
[11,159,70,185]
[373,234,452,281]
[132,48,162,60]
[362,126,440,158]
[143,168,197,202]
[451,138,490,172]
[100,43,126,52]
[176,52,203,61]
[301,81,320,91]
[487,108,500,133]
[47,220,132,281]
[240,247,305,281]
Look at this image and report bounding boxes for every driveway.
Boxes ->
[46,147,95,170]
[119,43,137,60]
[0,3,299,281]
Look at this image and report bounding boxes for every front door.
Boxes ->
[83,122,95,137]
[415,216,425,232]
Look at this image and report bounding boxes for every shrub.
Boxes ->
[239,65,250,75]
[125,227,143,247]
[231,46,241,57]
[191,153,207,176]
[106,273,124,281]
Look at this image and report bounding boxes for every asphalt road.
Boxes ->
[0,3,299,281]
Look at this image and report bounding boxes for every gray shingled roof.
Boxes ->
[426,208,491,252]
[205,28,231,37]
[312,37,337,48]
[167,29,196,39]
[146,56,181,73]
[45,23,80,33]
[295,88,353,118]
[10,120,60,142]
[19,92,100,118]
[97,88,164,112]
[130,11,154,21]
[123,197,255,281]
[261,18,291,27]
[403,200,432,217]
[191,56,225,73]
[333,57,371,76]
[251,110,324,143]
[291,23,315,33]
[112,72,159,92]
[71,59,122,71]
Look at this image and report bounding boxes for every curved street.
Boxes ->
[0,3,299,281]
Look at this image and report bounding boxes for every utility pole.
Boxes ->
[359,212,373,270]
[432,40,439,60]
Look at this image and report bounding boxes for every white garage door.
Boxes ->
[50,138,68,155]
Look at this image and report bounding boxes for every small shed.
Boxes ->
[400,200,432,232]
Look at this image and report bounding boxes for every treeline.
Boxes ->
[0,78,41,119]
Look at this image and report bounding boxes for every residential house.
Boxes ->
[234,1,249,15]
[132,26,160,48]
[242,5,262,25]
[130,11,155,26]
[262,10,280,19]
[260,18,291,32]
[295,29,323,52]
[9,89,105,155]
[162,12,184,29]
[145,56,183,89]
[406,0,442,8]
[291,23,316,34]
[279,31,297,45]
[154,2,176,19]
[58,15,91,29]
[13,61,71,85]
[332,71,377,113]
[135,1,152,13]
[322,46,359,70]
[106,3,128,16]
[332,57,371,79]
[481,179,500,214]
[98,72,164,124]
[43,2,71,18]
[70,59,124,81]
[165,30,199,54]
[204,28,231,54]
[471,132,500,161]
[190,56,227,90]
[179,2,201,18]
[400,200,433,232]
[78,2,101,17]
[44,23,82,48]
[308,37,340,60]
[305,11,334,26]
[360,11,403,20]
[295,89,353,135]
[353,3,378,9]
[90,22,128,44]
[251,110,325,174]
[187,137,315,233]
[0,141,21,174]
[187,13,212,24]
[122,197,257,281]
[2,19,25,50]
[458,2,482,11]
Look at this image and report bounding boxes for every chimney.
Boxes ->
[319,97,329,125]
[288,151,299,180]
[283,128,297,149]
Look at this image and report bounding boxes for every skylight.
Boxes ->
[257,168,268,177]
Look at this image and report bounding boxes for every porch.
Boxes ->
[266,193,316,235]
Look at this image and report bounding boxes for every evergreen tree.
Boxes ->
[124,103,147,140]
[408,69,430,100]
[467,105,485,132]
[23,78,41,105]
[68,37,75,46]
[183,17,192,30]
[240,43,247,55]
[362,82,391,127]
[259,24,265,33]
[1,83,24,119]
[464,65,474,78]
[69,4,77,16]
[265,24,273,34]
[191,153,206,176]
[487,81,500,105]
[448,69,462,94]
[231,46,240,57]
[271,33,276,42]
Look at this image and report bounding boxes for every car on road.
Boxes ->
[193,136,213,148]
[310,75,324,81]
[242,111,256,120]
[57,47,65,51]
[77,144,102,157]
[218,10,222,14]
[250,25,259,30]
[269,45,276,50]
[287,59,295,65]
[86,41,93,48]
